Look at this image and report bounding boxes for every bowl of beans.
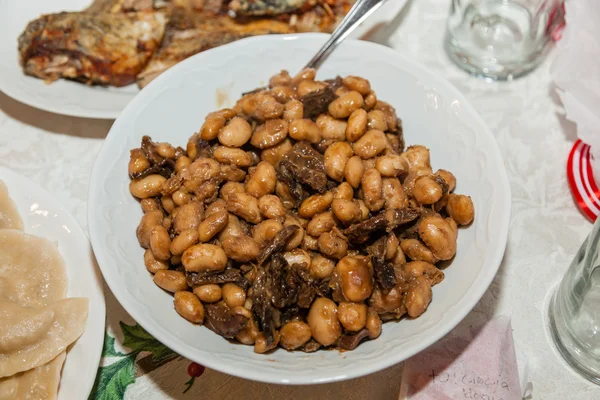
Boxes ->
[88,33,511,384]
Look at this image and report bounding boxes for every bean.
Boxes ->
[317,231,348,259]
[292,67,316,85]
[400,238,437,263]
[413,176,443,205]
[219,164,246,182]
[156,142,176,159]
[217,117,252,147]
[220,181,245,201]
[383,178,408,210]
[353,129,387,159]
[129,175,166,199]
[364,90,377,110]
[198,209,229,242]
[356,199,370,220]
[402,145,432,174]
[254,331,280,354]
[365,308,382,339]
[338,302,368,331]
[342,76,371,95]
[331,199,361,224]
[144,249,169,273]
[150,225,171,261]
[280,321,312,350]
[181,158,221,192]
[335,256,373,302]
[258,195,287,219]
[237,317,260,345]
[332,182,353,201]
[193,284,222,303]
[161,195,175,213]
[289,119,322,143]
[316,114,347,141]
[246,161,277,198]
[153,270,188,293]
[284,216,305,251]
[446,194,474,225]
[137,210,163,248]
[213,146,254,167]
[386,233,399,260]
[345,108,368,142]
[175,155,192,173]
[299,192,334,219]
[170,229,199,256]
[221,233,261,262]
[222,283,247,308]
[302,234,319,251]
[261,138,293,166]
[328,91,364,119]
[200,115,226,140]
[255,98,284,120]
[172,202,203,234]
[344,156,365,189]
[307,298,341,346]
[182,244,228,272]
[367,110,387,131]
[310,253,335,279]
[172,190,191,206]
[324,142,353,182]
[307,211,336,237]
[269,70,291,87]
[128,148,150,176]
[376,155,408,177]
[405,276,432,318]
[270,85,297,103]
[141,198,161,213]
[205,199,227,217]
[282,248,311,269]
[253,219,284,246]
[174,291,204,324]
[297,80,327,97]
[283,100,304,122]
[227,192,262,224]
[435,169,457,192]
[251,119,288,149]
[375,101,399,131]
[418,216,457,260]
[361,168,384,211]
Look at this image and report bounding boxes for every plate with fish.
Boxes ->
[0,0,408,119]
[0,166,105,399]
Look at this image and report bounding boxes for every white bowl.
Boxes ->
[88,33,511,385]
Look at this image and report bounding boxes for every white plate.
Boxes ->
[0,0,408,119]
[0,166,106,399]
[88,33,511,385]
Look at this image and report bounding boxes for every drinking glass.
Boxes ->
[549,217,600,384]
[445,0,565,80]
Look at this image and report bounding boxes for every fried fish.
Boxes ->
[18,11,166,87]
[228,0,308,16]
[136,10,292,88]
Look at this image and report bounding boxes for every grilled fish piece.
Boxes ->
[86,0,155,12]
[18,12,166,87]
[137,10,292,88]
[229,0,307,16]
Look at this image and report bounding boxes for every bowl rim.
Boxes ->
[88,32,512,385]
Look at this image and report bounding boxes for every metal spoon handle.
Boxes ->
[304,0,388,70]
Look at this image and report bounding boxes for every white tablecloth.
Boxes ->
[1,1,597,398]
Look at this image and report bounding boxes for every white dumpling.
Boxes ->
[0,230,67,307]
[0,298,88,378]
[0,352,65,400]
[0,181,23,231]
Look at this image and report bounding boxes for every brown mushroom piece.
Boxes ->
[337,328,371,351]
[203,303,249,339]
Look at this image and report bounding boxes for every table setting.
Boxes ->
[1,0,599,399]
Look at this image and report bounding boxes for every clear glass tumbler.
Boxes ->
[549,218,600,385]
[445,0,565,80]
